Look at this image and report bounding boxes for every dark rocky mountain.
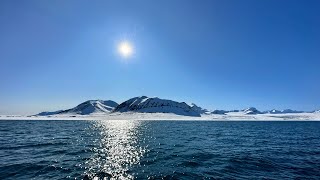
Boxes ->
[243,107,262,115]
[113,96,200,116]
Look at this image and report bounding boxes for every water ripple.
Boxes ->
[0,120,320,179]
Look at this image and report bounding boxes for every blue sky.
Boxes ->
[0,0,319,114]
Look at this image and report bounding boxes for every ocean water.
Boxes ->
[0,120,320,179]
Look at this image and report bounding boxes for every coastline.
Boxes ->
[0,112,319,121]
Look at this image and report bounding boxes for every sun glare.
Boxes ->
[118,41,133,58]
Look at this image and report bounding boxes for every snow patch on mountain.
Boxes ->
[37,100,118,116]
[60,100,118,115]
[264,109,281,114]
[242,107,261,115]
[264,109,304,114]
[113,96,200,117]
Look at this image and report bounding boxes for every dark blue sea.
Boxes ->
[0,120,320,179]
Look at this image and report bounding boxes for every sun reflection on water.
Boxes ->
[85,120,146,179]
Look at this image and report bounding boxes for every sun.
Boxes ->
[118,41,133,58]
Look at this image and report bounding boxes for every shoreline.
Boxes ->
[0,112,319,121]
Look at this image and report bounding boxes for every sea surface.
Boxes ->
[0,120,320,179]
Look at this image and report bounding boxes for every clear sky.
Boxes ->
[0,0,319,115]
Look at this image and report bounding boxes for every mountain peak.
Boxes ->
[61,100,119,115]
[37,99,118,116]
[113,96,200,116]
[243,107,261,114]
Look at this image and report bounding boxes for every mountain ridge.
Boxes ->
[36,96,315,117]
[37,100,118,116]
[113,96,200,117]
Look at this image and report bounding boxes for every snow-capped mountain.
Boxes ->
[113,96,200,116]
[60,100,118,115]
[280,109,304,113]
[264,109,304,114]
[35,96,318,118]
[37,100,118,116]
[264,109,281,114]
[242,107,261,115]
[189,103,210,114]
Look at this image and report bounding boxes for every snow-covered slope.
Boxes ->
[264,109,281,114]
[280,109,304,113]
[4,111,320,121]
[37,100,118,116]
[113,96,200,116]
[61,100,118,115]
[242,107,261,114]
[314,110,320,113]
[264,109,304,114]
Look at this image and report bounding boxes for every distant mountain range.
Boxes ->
[263,109,304,114]
[36,96,319,117]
